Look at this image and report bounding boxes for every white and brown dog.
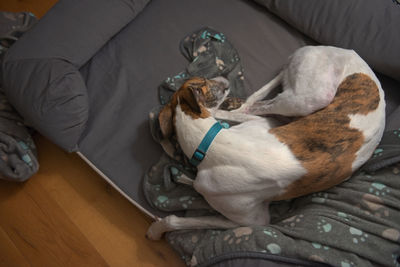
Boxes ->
[146,46,385,240]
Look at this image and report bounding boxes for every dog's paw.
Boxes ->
[220,97,245,111]
[146,221,165,240]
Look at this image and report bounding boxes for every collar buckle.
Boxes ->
[189,122,224,167]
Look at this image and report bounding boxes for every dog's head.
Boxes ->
[158,77,230,139]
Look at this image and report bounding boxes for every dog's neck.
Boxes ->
[174,105,217,160]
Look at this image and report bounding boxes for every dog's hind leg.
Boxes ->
[146,215,239,240]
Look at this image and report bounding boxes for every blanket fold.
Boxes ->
[0,12,39,182]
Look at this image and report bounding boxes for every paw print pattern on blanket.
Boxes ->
[372,148,384,158]
[361,193,390,218]
[349,227,369,244]
[311,242,330,250]
[317,219,332,233]
[261,229,282,254]
[281,214,304,228]
[341,259,355,267]
[265,243,282,255]
[368,182,390,196]
[337,212,351,222]
[223,227,253,245]
[382,228,400,242]
[154,195,170,208]
[263,229,278,238]
[179,196,196,209]
[394,129,400,138]
[259,230,282,255]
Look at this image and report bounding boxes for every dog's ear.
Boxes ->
[180,86,202,114]
[158,104,173,139]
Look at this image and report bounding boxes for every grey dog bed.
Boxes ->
[2,0,400,266]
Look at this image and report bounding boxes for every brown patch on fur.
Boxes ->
[176,83,211,119]
[271,73,380,200]
[158,78,212,139]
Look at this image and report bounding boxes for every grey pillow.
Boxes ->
[2,58,88,151]
[255,0,400,82]
[1,0,150,151]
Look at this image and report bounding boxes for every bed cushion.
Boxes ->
[1,0,150,151]
[255,0,400,82]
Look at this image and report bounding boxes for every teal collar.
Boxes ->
[190,122,226,166]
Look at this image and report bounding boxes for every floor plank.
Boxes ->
[0,179,108,266]
[0,0,56,18]
[0,226,29,267]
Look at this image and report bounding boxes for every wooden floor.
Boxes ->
[0,1,184,266]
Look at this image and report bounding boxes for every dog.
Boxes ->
[146,46,385,240]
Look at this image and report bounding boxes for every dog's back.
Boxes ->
[271,72,385,200]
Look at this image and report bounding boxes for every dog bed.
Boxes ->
[2,0,400,266]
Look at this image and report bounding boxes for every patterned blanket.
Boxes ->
[0,12,39,182]
[144,28,400,266]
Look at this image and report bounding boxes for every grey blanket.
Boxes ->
[0,12,39,181]
[158,27,247,105]
[145,28,400,266]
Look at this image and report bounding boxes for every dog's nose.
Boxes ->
[211,76,230,89]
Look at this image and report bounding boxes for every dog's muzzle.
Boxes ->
[211,76,230,91]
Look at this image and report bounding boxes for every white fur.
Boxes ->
[146,46,385,241]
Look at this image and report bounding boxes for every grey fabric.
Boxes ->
[379,74,400,120]
[387,106,400,131]
[254,0,400,82]
[0,91,38,182]
[363,75,400,172]
[159,27,247,105]
[77,0,312,217]
[0,12,37,60]
[0,12,39,182]
[1,0,150,152]
[164,164,400,267]
[2,58,88,152]
[0,131,38,182]
[362,129,400,172]
[203,252,330,267]
[380,74,400,131]
[4,0,150,66]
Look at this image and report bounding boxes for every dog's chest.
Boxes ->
[271,73,381,200]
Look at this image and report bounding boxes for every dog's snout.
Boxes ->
[211,76,230,89]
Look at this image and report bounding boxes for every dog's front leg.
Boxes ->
[235,72,283,113]
[214,110,282,128]
[214,109,261,123]
[146,215,239,240]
